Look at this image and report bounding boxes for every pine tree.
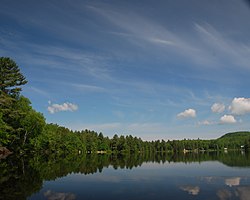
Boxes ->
[0,57,27,97]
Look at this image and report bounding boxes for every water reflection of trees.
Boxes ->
[0,156,42,200]
[0,152,250,200]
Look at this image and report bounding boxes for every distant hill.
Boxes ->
[218,131,250,140]
[216,131,250,148]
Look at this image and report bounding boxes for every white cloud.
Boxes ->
[211,103,225,113]
[177,109,196,119]
[229,97,250,115]
[220,115,236,124]
[48,102,78,114]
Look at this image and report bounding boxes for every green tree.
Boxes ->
[117,135,129,153]
[31,124,60,152]
[0,58,45,151]
[20,109,46,147]
[111,134,119,152]
[0,93,16,146]
[0,57,27,97]
[0,111,9,146]
[97,132,109,151]
[5,96,45,150]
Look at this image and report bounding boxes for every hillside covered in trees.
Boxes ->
[0,57,250,155]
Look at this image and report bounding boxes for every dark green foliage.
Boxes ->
[218,131,250,139]
[0,93,16,146]
[0,155,43,200]
[216,131,250,150]
[31,127,250,154]
[31,124,85,154]
[0,58,45,151]
[0,94,46,151]
[0,57,27,97]
[0,111,9,146]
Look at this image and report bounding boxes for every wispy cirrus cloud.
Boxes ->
[198,120,214,126]
[69,83,106,93]
[87,4,199,60]
[195,23,250,70]
[26,86,50,97]
[87,3,250,73]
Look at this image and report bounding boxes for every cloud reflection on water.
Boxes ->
[217,189,232,200]
[180,186,200,195]
[236,187,250,200]
[225,177,241,187]
[44,190,76,200]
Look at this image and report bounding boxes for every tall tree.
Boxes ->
[0,57,27,97]
[0,58,46,151]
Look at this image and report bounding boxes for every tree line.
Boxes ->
[32,126,250,154]
[1,57,250,155]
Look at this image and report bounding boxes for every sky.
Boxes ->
[1,0,250,140]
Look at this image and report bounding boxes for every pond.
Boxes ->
[1,152,250,200]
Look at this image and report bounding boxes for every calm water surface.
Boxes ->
[1,152,250,200]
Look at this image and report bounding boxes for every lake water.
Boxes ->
[1,152,250,200]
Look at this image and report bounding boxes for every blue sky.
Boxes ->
[1,0,250,140]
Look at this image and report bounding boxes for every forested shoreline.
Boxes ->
[1,57,250,156]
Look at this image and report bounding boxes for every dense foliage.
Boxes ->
[0,57,250,154]
[0,57,46,152]
[31,126,250,154]
[217,131,250,149]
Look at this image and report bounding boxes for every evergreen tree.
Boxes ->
[0,57,27,97]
